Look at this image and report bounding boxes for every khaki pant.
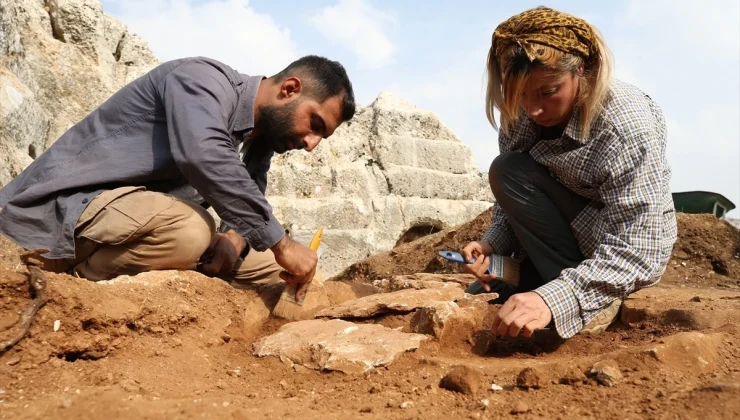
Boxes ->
[42,187,282,283]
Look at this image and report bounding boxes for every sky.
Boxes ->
[101,0,740,217]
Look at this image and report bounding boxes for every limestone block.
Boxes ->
[373,135,478,174]
[398,197,492,230]
[371,92,460,141]
[252,319,428,374]
[266,161,387,200]
[369,196,406,250]
[269,197,372,231]
[315,287,465,319]
[266,163,334,198]
[289,229,372,274]
[385,165,485,200]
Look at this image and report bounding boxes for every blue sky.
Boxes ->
[101,0,740,216]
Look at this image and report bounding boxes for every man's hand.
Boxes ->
[461,241,496,291]
[271,235,318,301]
[199,230,246,276]
[491,292,552,338]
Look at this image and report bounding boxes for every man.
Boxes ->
[0,55,355,300]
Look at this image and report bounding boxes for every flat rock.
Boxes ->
[315,287,464,319]
[372,276,464,293]
[252,319,427,374]
[387,273,477,288]
[640,332,723,375]
[410,297,492,340]
[621,286,740,329]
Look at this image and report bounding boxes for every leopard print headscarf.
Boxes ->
[492,7,597,62]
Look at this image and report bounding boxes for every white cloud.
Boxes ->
[310,0,398,69]
[103,0,300,76]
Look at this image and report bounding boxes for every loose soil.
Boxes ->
[1,213,739,420]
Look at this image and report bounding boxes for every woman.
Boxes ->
[462,6,677,340]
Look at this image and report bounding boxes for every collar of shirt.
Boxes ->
[562,105,588,143]
[520,105,589,144]
[232,74,265,132]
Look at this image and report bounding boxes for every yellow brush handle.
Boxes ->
[309,227,323,251]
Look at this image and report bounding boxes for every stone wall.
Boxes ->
[260,93,493,276]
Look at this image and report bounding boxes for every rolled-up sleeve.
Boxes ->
[158,60,284,251]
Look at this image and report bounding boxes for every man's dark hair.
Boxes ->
[271,55,356,122]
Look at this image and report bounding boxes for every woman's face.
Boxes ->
[520,68,580,128]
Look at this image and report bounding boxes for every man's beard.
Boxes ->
[252,102,304,154]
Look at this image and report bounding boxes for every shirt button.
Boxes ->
[82,198,89,204]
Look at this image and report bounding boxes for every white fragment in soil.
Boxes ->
[222,401,230,407]
[400,401,413,409]
[491,384,504,391]
[481,399,490,407]
[342,326,359,334]
[53,320,61,332]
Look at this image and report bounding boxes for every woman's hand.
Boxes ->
[491,292,552,337]
[461,241,496,291]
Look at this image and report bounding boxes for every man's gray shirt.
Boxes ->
[0,57,285,259]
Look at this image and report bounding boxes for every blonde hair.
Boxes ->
[485,23,613,138]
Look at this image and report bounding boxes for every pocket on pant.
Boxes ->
[79,192,175,245]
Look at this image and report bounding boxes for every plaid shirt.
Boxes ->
[482,79,678,338]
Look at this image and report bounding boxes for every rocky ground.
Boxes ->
[1,212,739,419]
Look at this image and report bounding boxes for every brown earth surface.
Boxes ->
[1,213,740,420]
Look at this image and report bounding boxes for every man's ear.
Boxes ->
[280,77,302,99]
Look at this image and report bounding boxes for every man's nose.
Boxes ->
[304,135,321,152]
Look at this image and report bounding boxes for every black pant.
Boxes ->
[466,152,591,301]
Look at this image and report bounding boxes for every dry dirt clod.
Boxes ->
[517,367,546,389]
[6,355,21,366]
[439,365,482,395]
[359,406,373,413]
[511,401,530,414]
[560,366,588,385]
[589,359,623,387]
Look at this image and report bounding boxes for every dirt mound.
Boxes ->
[662,213,740,288]
[331,209,493,282]
[332,210,740,289]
